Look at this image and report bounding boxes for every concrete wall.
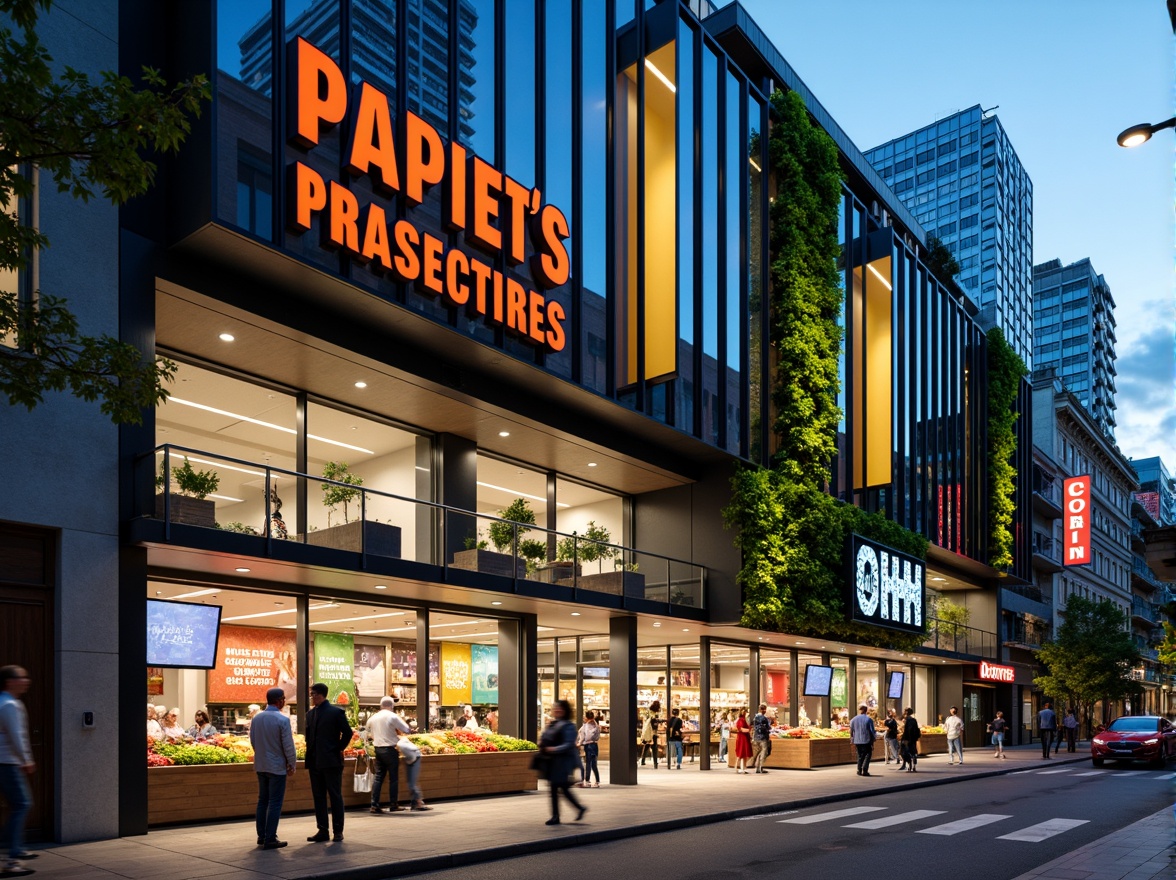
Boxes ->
[0,0,123,841]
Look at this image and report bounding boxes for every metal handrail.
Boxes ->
[922,617,998,659]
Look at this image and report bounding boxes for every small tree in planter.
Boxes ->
[579,521,616,573]
[171,457,219,499]
[489,498,536,554]
[321,461,363,527]
[519,539,548,573]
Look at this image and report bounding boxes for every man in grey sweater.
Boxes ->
[0,665,35,877]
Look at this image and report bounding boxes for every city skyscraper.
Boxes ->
[1032,257,1118,438]
[1132,456,1175,526]
[865,105,1034,367]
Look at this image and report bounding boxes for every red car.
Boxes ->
[1090,715,1176,767]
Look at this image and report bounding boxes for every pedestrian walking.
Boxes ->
[366,695,411,812]
[733,707,752,773]
[397,736,431,811]
[639,701,661,768]
[538,699,586,825]
[249,686,297,850]
[751,703,772,774]
[717,712,731,763]
[577,711,601,787]
[883,708,900,766]
[899,707,920,772]
[989,710,1007,758]
[1037,701,1057,759]
[665,708,684,769]
[849,705,876,776]
[305,682,353,842]
[1061,709,1079,753]
[0,666,35,877]
[944,706,964,765]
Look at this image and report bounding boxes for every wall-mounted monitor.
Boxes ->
[887,671,906,700]
[582,667,610,680]
[803,664,833,697]
[146,599,222,669]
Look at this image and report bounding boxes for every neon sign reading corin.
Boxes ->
[1063,475,1091,566]
[286,37,570,353]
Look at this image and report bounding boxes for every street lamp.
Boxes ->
[1116,116,1176,147]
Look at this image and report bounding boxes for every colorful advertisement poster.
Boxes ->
[764,672,789,705]
[471,644,498,705]
[208,625,297,704]
[353,643,387,701]
[831,668,848,708]
[440,642,472,706]
[314,631,356,707]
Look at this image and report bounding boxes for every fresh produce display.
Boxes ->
[148,727,532,765]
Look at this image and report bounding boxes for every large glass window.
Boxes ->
[747,93,764,462]
[579,0,608,393]
[675,18,695,434]
[724,69,743,454]
[760,648,790,727]
[460,0,496,162]
[699,43,719,445]
[543,0,574,380]
[431,610,501,731]
[503,0,535,186]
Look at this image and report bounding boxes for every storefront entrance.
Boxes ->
[962,685,994,752]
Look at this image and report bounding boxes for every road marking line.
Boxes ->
[843,810,947,829]
[917,814,1013,836]
[996,818,1089,842]
[1010,769,1038,775]
[738,811,797,821]
[1036,769,1073,774]
[1073,771,1105,776]
[1152,773,1176,780]
[1111,771,1147,777]
[780,807,886,824]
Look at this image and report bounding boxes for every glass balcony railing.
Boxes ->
[139,444,706,609]
[922,618,998,659]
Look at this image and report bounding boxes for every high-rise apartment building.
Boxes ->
[865,106,1034,367]
[1032,257,1118,437]
[1132,456,1176,526]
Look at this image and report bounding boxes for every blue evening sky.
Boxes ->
[737,0,1174,469]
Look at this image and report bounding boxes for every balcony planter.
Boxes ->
[451,548,526,578]
[154,494,216,529]
[534,560,580,583]
[303,520,401,557]
[570,570,646,599]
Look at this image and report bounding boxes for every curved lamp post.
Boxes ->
[1116,116,1176,147]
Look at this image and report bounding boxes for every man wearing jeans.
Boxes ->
[0,666,35,877]
[1038,701,1057,759]
[249,687,297,850]
[944,706,965,765]
[849,705,876,776]
[366,696,411,812]
[665,708,684,769]
[751,703,772,774]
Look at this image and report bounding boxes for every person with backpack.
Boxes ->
[899,707,920,772]
[665,708,685,769]
[751,703,772,774]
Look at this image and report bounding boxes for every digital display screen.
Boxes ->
[887,671,905,700]
[146,599,222,669]
[582,667,610,680]
[803,664,833,697]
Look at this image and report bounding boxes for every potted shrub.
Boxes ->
[154,457,219,528]
[573,522,646,599]
[303,462,401,557]
[451,498,532,578]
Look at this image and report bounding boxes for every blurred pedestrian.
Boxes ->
[666,708,685,770]
[751,703,771,774]
[883,709,900,765]
[989,710,1007,758]
[733,707,752,774]
[577,711,601,787]
[1061,708,1079,753]
[944,706,964,765]
[538,699,586,825]
[0,666,35,877]
[900,707,920,772]
[1038,701,1056,759]
[366,696,411,813]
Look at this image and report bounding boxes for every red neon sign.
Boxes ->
[1063,475,1091,566]
[978,661,1015,683]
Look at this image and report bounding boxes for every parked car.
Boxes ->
[1090,715,1176,767]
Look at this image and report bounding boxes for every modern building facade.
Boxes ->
[2,0,1032,843]
[865,106,1034,369]
[1032,257,1118,438]
[1132,456,1176,527]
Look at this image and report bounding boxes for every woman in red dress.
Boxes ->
[733,707,752,774]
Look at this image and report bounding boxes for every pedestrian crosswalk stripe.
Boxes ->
[996,818,1089,842]
[916,814,1013,836]
[1073,771,1105,776]
[780,807,885,825]
[1111,771,1147,777]
[1036,769,1072,774]
[1153,773,1176,780]
[843,810,947,829]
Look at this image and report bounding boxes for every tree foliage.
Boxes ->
[724,89,928,650]
[923,234,963,297]
[1035,596,1141,732]
[0,0,209,424]
[985,327,1026,568]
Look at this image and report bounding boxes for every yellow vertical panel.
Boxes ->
[643,42,676,380]
[440,642,473,706]
[865,257,892,488]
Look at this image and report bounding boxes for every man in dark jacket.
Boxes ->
[305,683,353,842]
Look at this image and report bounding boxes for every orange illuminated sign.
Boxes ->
[1063,475,1091,565]
[286,37,569,352]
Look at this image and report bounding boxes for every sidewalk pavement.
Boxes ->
[12,745,1174,880]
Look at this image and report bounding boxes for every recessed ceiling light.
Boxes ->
[274,602,284,606]
[235,567,251,573]
[219,333,235,342]
[931,577,946,582]
[652,622,662,627]
[374,584,387,590]
[155,590,162,595]
[354,381,367,389]
[682,628,689,632]
[571,612,581,617]
[498,431,510,437]
[491,601,503,606]
[587,462,597,467]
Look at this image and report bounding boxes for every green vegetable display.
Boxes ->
[152,742,249,765]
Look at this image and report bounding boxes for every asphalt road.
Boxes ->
[403,763,1176,880]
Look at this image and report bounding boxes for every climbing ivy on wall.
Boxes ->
[723,89,928,651]
[985,327,1027,569]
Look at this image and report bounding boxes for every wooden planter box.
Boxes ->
[727,736,885,770]
[147,752,538,826]
[917,733,947,756]
[154,494,216,528]
[567,570,646,598]
[303,520,402,557]
[533,561,580,583]
[451,548,526,578]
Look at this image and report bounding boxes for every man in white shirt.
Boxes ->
[367,696,411,813]
[0,666,35,877]
[944,706,965,765]
[458,705,479,731]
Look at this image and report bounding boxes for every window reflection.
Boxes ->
[579,0,607,393]
[461,0,496,161]
[675,18,695,433]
